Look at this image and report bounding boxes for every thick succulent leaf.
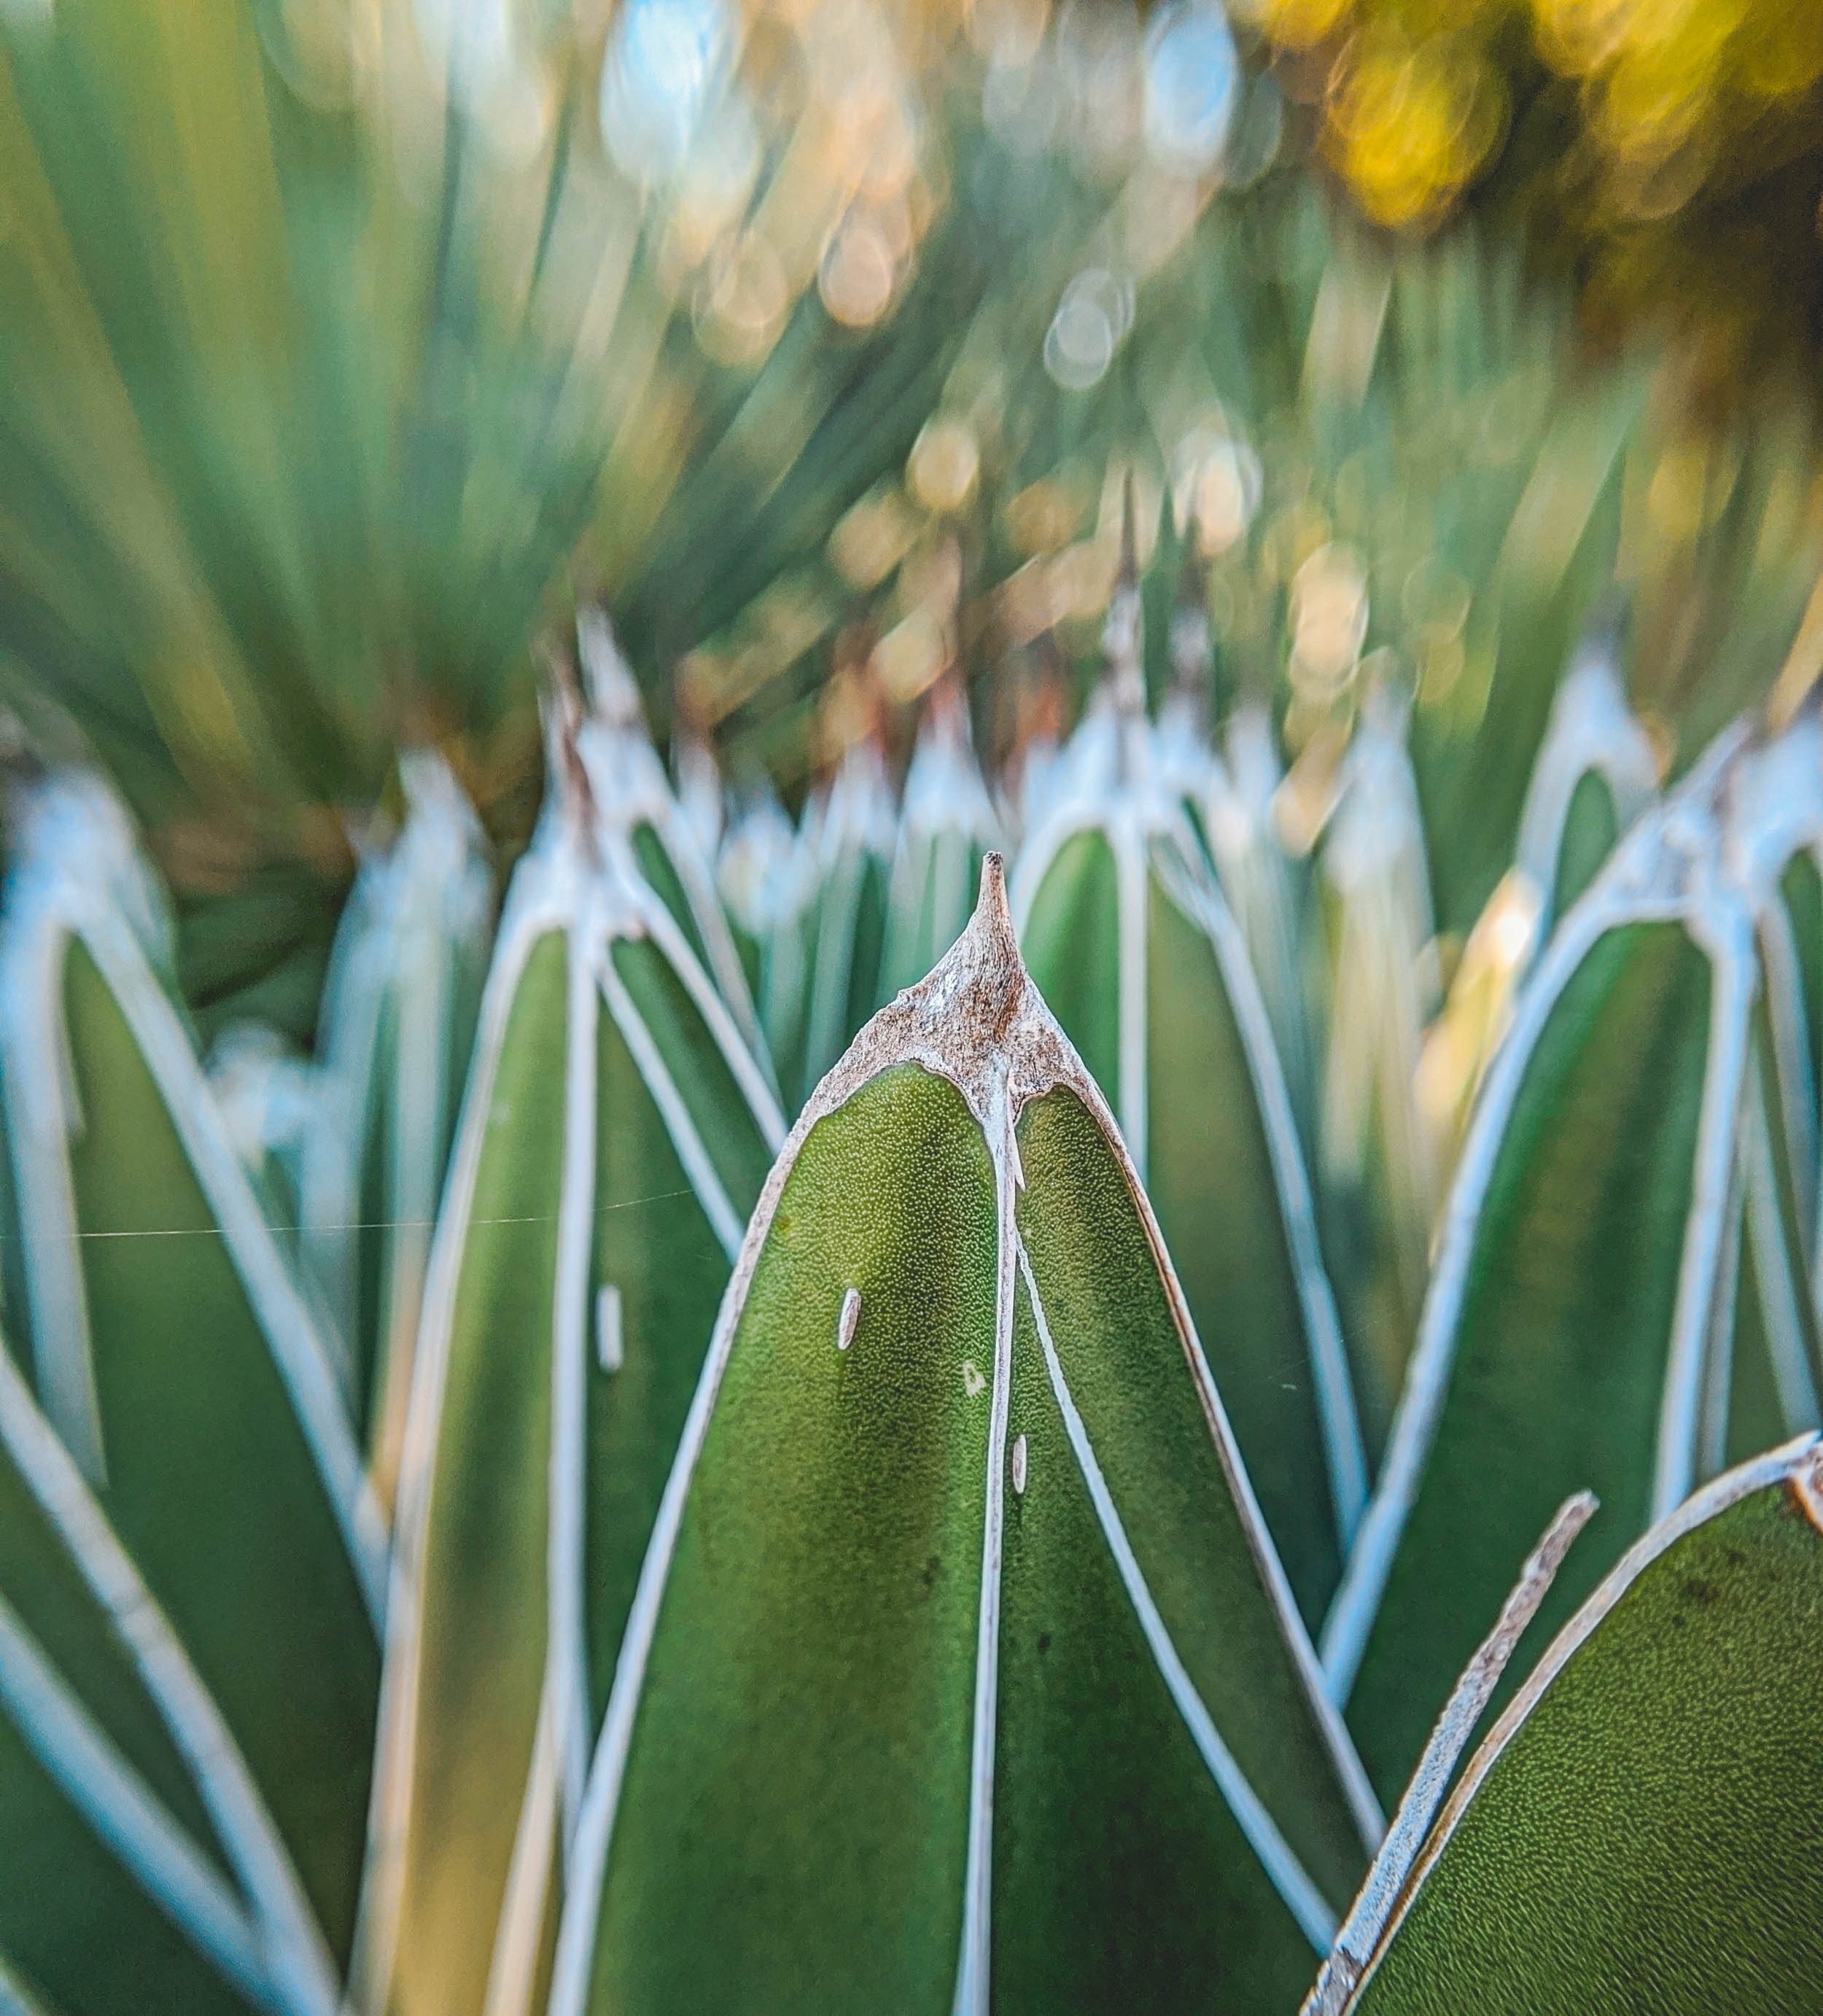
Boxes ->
[1316,696,1440,1441]
[788,742,896,1108]
[0,1315,358,2016]
[1512,638,1656,942]
[299,752,493,1506]
[1014,712,1365,1630]
[1313,1438,1823,2015]
[576,611,768,1068]
[0,1342,263,2016]
[1325,729,1822,1805]
[548,858,1377,2016]
[0,775,383,1969]
[1204,707,1318,1140]
[0,1954,57,2016]
[1549,771,1619,922]
[359,923,567,2016]
[878,685,1001,1004]
[361,748,782,2016]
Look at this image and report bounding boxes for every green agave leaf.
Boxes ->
[782,740,895,1110]
[358,696,784,2016]
[205,1022,316,1248]
[298,752,494,1509]
[1204,706,1319,1144]
[1012,582,1365,1630]
[0,1953,55,2016]
[547,855,1380,2016]
[1324,718,1823,1806]
[1309,1436,1823,2015]
[575,612,769,1073]
[1511,636,1656,946]
[0,1318,343,2016]
[1315,690,1442,1450]
[876,683,1001,1005]
[0,772,384,1970]
[718,785,807,1082]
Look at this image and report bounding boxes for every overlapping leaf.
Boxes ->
[545,857,1380,2016]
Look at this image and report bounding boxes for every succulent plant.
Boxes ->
[0,609,1819,2015]
[3,1,1823,2007]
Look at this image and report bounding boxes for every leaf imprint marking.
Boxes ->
[1011,1432,1027,1495]
[596,1284,623,1374]
[963,1360,987,1399]
[836,1287,861,1353]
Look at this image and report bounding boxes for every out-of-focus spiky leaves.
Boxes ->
[0,1330,284,2016]
[572,613,767,1070]
[0,771,385,1967]
[1323,717,1823,1807]
[1309,1438,1823,2015]
[774,739,895,1110]
[1315,691,1439,1463]
[877,680,1001,1003]
[545,857,1380,2016]
[290,751,493,1511]
[1512,631,1657,940]
[359,692,783,2016]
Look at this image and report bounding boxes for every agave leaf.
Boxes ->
[0,1323,341,2016]
[206,1023,317,1243]
[1511,631,1657,943]
[1206,705,1318,1140]
[877,682,1001,1005]
[718,783,805,1071]
[547,856,1379,2016]
[0,772,384,1965]
[1309,1436,1823,2014]
[575,611,769,1071]
[784,739,896,1109]
[298,752,494,1508]
[0,1955,55,2016]
[359,694,784,2016]
[1315,690,1442,1447]
[1324,719,1823,1805]
[1014,577,1365,1630]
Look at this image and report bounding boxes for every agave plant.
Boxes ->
[0,595,1820,2015]
[3,0,1823,2004]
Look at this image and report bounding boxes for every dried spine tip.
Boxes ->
[1011,1433,1028,1496]
[596,1285,624,1374]
[836,1288,861,1354]
[1797,1444,1823,1533]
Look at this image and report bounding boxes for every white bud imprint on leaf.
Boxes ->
[596,1285,624,1375]
[836,1288,861,1354]
[1011,1433,1028,1496]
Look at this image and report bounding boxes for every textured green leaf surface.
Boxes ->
[560,865,1377,2016]
[59,941,377,1961]
[1005,1088,1371,2011]
[581,998,746,1724]
[590,1064,994,2015]
[1334,921,1712,1805]
[1020,816,1361,1630]
[1145,880,1352,1625]
[1338,1443,1823,2015]
[373,778,782,2016]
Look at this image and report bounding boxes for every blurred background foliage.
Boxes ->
[0,0,1818,1041]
